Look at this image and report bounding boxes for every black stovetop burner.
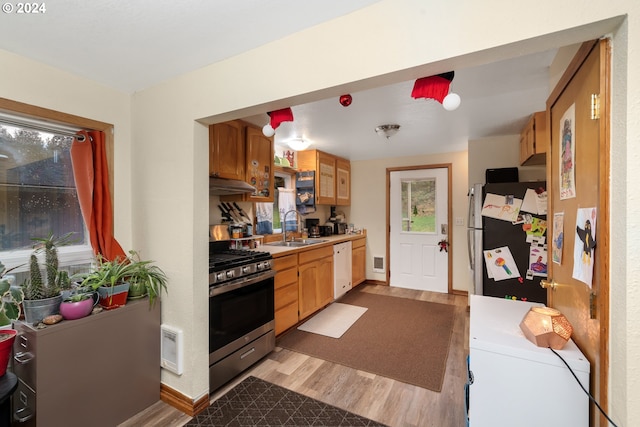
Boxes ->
[208,241,271,272]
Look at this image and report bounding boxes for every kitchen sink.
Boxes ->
[267,239,328,247]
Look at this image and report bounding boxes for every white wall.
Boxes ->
[351,151,468,291]
[549,43,583,92]
[468,135,546,186]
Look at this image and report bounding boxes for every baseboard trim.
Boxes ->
[160,383,210,417]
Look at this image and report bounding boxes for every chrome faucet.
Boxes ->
[283,209,300,242]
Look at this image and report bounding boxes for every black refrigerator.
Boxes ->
[467,181,548,304]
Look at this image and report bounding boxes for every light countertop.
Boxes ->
[257,233,366,257]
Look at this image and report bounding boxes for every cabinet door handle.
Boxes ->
[240,347,255,360]
[14,407,34,423]
[14,351,34,364]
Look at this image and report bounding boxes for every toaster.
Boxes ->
[318,225,333,236]
[334,222,348,235]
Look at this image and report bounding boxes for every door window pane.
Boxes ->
[400,178,436,233]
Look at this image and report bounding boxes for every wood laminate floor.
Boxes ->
[119,285,470,427]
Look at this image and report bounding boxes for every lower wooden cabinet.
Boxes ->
[298,246,334,320]
[273,254,298,335]
[352,237,366,287]
[273,237,366,336]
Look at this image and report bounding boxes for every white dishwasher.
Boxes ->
[333,241,352,299]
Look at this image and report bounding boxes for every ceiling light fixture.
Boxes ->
[287,138,311,151]
[375,124,400,139]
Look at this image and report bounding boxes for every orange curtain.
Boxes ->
[70,130,126,261]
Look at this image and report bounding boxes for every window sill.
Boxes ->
[0,245,95,273]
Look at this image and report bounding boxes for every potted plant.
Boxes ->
[0,260,21,376]
[79,255,136,310]
[59,289,97,320]
[0,328,16,377]
[22,233,74,324]
[126,250,168,307]
[0,260,24,328]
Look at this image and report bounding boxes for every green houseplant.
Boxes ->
[22,232,74,324]
[0,260,24,328]
[79,250,168,310]
[59,290,96,320]
[0,261,20,376]
[126,250,168,307]
[80,255,136,310]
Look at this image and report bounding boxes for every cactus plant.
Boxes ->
[23,232,75,301]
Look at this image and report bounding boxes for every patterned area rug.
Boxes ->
[185,376,387,427]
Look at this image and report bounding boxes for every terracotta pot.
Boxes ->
[97,283,130,310]
[0,329,17,376]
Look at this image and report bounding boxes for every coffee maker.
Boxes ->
[327,206,346,234]
[305,218,321,238]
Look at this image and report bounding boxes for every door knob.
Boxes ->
[540,279,557,290]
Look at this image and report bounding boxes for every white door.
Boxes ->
[389,167,449,292]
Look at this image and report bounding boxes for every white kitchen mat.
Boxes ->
[297,303,368,339]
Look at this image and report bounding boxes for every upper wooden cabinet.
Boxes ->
[244,125,275,202]
[297,149,350,205]
[210,121,274,203]
[209,120,245,180]
[335,157,351,206]
[519,111,548,166]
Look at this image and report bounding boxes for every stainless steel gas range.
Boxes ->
[208,241,275,392]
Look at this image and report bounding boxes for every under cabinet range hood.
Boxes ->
[209,177,256,195]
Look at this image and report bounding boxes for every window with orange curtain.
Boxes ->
[0,111,97,275]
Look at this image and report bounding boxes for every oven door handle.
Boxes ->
[209,269,276,297]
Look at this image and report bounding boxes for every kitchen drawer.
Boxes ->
[275,302,298,336]
[352,237,365,249]
[275,282,298,309]
[298,245,333,265]
[210,329,275,391]
[12,327,36,391]
[13,379,36,427]
[273,254,297,271]
[275,267,297,290]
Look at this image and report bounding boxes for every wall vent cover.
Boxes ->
[161,324,184,375]
[373,256,385,273]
